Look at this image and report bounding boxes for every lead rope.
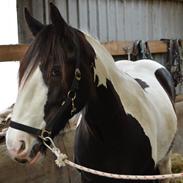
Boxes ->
[43,137,183,181]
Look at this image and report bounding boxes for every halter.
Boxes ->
[10,54,82,140]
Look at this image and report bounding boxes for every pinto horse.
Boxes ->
[6,3,177,183]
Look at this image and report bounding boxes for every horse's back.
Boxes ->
[115,59,177,163]
[116,59,175,102]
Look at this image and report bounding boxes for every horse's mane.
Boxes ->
[84,33,115,67]
[19,25,66,86]
[84,33,124,87]
[19,26,96,88]
[19,19,115,92]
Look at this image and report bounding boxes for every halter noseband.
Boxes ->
[10,59,82,140]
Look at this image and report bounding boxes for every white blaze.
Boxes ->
[11,67,48,128]
[6,66,48,154]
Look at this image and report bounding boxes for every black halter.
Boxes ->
[10,58,82,140]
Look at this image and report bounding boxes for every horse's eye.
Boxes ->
[51,68,60,77]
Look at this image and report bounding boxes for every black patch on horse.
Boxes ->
[135,78,149,90]
[155,68,175,103]
[75,79,159,183]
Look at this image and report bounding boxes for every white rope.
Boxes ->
[43,137,183,181]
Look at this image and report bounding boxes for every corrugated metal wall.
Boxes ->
[17,0,183,42]
[17,0,183,93]
[57,0,183,42]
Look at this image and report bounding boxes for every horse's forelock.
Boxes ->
[18,24,96,101]
[19,25,66,86]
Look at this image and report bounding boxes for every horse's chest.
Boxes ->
[74,116,156,180]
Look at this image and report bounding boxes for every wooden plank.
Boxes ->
[148,40,167,54]
[0,44,28,62]
[0,40,183,61]
[175,94,183,103]
[103,40,182,56]
[103,41,133,56]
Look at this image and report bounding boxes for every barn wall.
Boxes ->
[17,0,183,42]
[17,0,183,93]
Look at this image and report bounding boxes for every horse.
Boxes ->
[5,3,177,183]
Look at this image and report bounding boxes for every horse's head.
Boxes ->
[6,3,95,164]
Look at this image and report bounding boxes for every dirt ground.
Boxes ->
[171,153,183,183]
[1,135,183,183]
[0,129,81,183]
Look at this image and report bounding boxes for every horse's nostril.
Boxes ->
[18,140,26,154]
[15,157,28,164]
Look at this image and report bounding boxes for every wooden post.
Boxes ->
[0,44,28,62]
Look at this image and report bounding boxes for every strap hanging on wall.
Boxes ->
[162,39,183,86]
[131,40,153,61]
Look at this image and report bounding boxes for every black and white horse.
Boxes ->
[6,4,177,183]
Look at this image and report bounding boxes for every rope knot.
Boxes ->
[53,147,68,167]
[43,136,68,167]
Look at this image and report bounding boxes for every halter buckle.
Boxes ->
[67,90,76,100]
[40,129,51,140]
[75,68,81,81]
[67,90,77,115]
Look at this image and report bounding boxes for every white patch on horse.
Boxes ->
[85,33,177,165]
[6,67,48,145]
[85,33,113,87]
[116,60,177,162]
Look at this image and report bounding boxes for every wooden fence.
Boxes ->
[0,40,181,62]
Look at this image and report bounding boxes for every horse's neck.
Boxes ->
[84,35,131,131]
[85,33,136,104]
[85,33,129,88]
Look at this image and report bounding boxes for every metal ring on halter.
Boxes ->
[67,90,76,100]
[39,129,51,140]
[75,68,81,81]
[42,137,56,151]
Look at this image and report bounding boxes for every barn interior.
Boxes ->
[0,0,183,183]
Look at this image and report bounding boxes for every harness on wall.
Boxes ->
[131,40,153,61]
[161,39,183,87]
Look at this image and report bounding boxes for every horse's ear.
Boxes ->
[50,3,67,35]
[24,8,44,36]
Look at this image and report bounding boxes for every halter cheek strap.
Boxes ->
[9,66,82,140]
[8,38,90,140]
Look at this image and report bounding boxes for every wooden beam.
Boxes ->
[0,44,28,62]
[102,40,173,56]
[102,41,133,56]
[148,40,168,54]
[0,40,183,62]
